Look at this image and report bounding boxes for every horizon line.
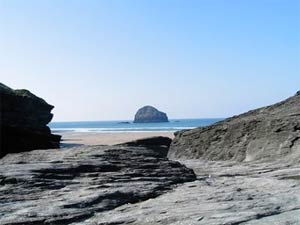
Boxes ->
[50,117,226,123]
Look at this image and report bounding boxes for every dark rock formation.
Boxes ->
[0,83,61,158]
[0,145,196,225]
[118,136,172,157]
[133,105,169,123]
[121,136,172,148]
[169,91,300,162]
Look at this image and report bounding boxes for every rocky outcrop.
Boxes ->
[0,83,61,158]
[133,105,169,123]
[118,136,172,157]
[85,159,300,225]
[169,91,300,162]
[0,145,196,225]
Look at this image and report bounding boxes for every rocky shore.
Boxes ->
[1,144,299,225]
[0,139,195,225]
[1,90,300,225]
[85,159,300,225]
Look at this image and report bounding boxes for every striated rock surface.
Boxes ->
[0,145,196,225]
[84,159,300,225]
[169,92,300,162]
[133,106,169,123]
[2,87,300,225]
[0,83,61,158]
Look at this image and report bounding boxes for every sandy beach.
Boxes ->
[57,131,175,146]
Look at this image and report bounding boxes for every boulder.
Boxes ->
[168,91,300,162]
[0,83,61,158]
[133,105,169,123]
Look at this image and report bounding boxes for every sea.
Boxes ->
[49,118,223,133]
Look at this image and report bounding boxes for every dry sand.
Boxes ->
[57,131,174,146]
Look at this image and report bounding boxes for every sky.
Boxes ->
[0,0,299,121]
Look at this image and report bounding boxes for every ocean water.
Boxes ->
[49,118,223,133]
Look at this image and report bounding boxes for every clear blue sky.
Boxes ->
[1,0,299,121]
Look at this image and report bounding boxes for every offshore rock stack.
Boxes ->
[133,105,169,123]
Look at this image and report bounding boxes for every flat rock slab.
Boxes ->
[83,159,300,225]
[0,146,196,225]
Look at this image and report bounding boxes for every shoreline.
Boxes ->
[57,131,175,146]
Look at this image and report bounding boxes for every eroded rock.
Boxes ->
[0,145,196,225]
[118,136,172,157]
[84,159,300,225]
[0,83,61,158]
[168,92,300,162]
